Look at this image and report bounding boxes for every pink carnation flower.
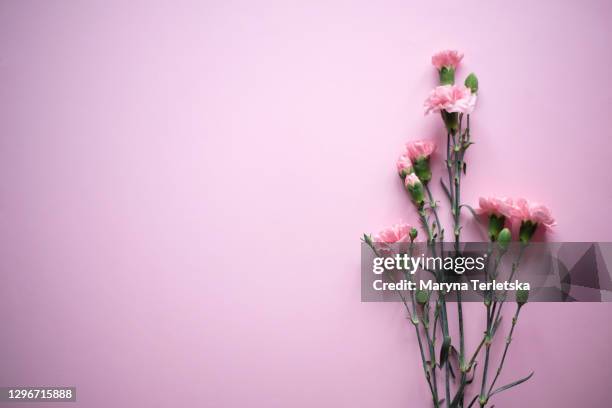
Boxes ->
[404,140,436,161]
[396,154,413,176]
[374,222,413,243]
[404,173,421,187]
[431,50,464,70]
[510,198,556,229]
[477,197,514,218]
[424,85,477,115]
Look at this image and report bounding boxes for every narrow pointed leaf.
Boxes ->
[440,178,452,201]
[492,315,503,336]
[466,362,478,384]
[490,372,534,397]
[460,204,478,219]
[439,336,451,367]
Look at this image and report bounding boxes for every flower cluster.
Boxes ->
[363,50,555,408]
[396,140,436,205]
[477,197,555,243]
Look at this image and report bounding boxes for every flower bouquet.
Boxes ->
[362,50,555,408]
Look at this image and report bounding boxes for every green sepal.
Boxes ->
[519,220,538,244]
[439,66,455,85]
[441,111,459,134]
[409,227,418,241]
[488,214,506,241]
[413,157,432,183]
[406,181,425,205]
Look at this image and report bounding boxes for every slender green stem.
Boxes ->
[391,273,438,404]
[366,243,439,405]
[487,305,523,396]
[491,247,526,330]
[418,196,450,408]
[479,246,506,406]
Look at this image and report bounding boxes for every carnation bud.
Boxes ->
[519,220,538,244]
[516,289,529,306]
[497,228,512,251]
[464,73,479,93]
[399,167,413,178]
[415,289,429,305]
[405,174,425,206]
[487,214,506,242]
[439,66,455,85]
[397,154,413,179]
[409,227,418,242]
[412,157,432,183]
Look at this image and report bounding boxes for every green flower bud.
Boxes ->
[439,66,455,85]
[519,220,538,244]
[464,72,479,93]
[409,227,418,242]
[497,227,512,251]
[412,157,432,183]
[516,289,529,306]
[488,214,506,241]
[415,289,429,305]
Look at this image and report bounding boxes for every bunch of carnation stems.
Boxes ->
[362,50,555,408]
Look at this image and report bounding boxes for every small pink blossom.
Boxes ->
[404,140,436,161]
[510,198,556,229]
[374,222,413,244]
[424,85,477,115]
[396,154,413,176]
[477,197,514,218]
[432,50,464,70]
[404,173,421,187]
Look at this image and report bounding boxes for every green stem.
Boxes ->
[491,247,526,331]
[418,196,450,408]
[487,305,523,396]
[367,243,439,405]
[479,246,506,406]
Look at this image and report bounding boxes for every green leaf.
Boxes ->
[490,372,534,397]
[447,345,459,379]
[460,204,479,219]
[439,178,452,201]
[439,336,452,367]
[466,395,479,408]
[466,362,478,384]
[492,315,503,336]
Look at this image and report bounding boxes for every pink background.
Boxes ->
[1,0,612,406]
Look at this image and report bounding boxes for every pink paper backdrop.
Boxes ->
[1,0,611,406]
